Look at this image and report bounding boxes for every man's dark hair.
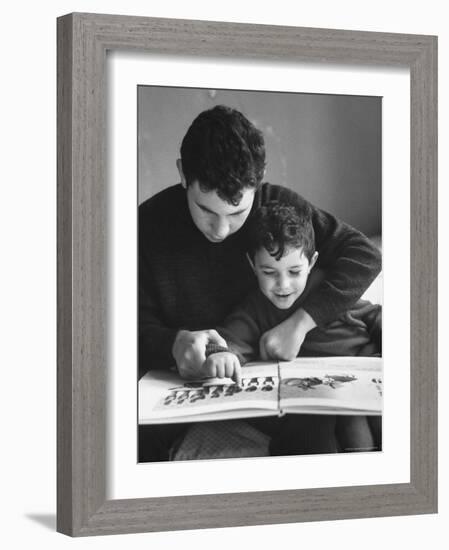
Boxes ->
[180,105,266,205]
[248,201,316,261]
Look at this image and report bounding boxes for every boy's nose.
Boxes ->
[276,275,289,290]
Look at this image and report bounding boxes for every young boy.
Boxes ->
[204,201,382,454]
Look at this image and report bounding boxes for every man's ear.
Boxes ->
[309,251,319,271]
[176,158,187,188]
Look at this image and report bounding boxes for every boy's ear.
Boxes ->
[176,158,187,188]
[309,251,319,271]
[246,253,256,273]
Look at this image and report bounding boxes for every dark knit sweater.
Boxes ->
[139,183,381,377]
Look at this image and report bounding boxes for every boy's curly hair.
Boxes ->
[248,201,316,261]
[180,105,266,205]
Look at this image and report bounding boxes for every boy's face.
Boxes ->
[253,246,318,309]
[185,181,255,243]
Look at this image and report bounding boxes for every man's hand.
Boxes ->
[204,352,242,386]
[172,329,227,379]
[259,308,316,361]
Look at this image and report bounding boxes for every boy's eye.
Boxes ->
[289,270,301,276]
[262,271,275,276]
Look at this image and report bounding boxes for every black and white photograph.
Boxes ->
[137,87,383,463]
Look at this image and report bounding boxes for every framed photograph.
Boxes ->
[57,12,437,536]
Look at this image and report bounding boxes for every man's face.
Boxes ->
[185,181,255,243]
[253,246,317,309]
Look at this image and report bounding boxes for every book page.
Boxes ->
[279,357,382,415]
[139,362,280,424]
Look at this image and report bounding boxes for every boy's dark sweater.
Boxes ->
[139,183,381,377]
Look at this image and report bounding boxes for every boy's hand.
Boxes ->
[204,352,242,386]
[172,329,227,379]
[259,308,316,361]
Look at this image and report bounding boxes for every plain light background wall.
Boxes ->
[1,1,445,549]
[138,87,381,236]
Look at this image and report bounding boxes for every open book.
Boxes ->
[139,356,382,425]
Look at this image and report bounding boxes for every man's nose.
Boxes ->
[212,217,230,239]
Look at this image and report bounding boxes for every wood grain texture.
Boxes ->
[57,13,74,536]
[409,36,438,507]
[57,12,438,536]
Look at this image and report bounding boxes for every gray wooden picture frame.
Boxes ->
[57,12,438,537]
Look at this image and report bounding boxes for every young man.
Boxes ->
[138,105,381,460]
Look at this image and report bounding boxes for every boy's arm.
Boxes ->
[259,308,316,361]
[214,294,263,365]
[258,268,322,360]
[201,296,262,384]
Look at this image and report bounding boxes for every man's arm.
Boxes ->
[138,270,179,378]
[139,270,227,379]
[139,219,227,379]
[172,328,228,380]
[304,206,382,326]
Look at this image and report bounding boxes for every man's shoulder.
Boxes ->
[139,184,188,245]
[139,184,187,229]
[255,182,308,207]
[139,184,184,215]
